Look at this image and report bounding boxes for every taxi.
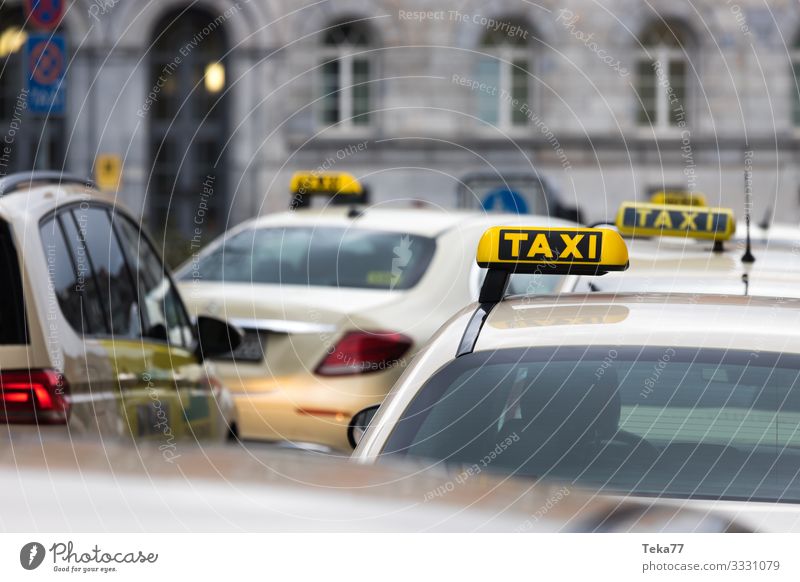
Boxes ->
[176,171,577,452]
[0,171,240,447]
[567,200,800,297]
[352,225,800,529]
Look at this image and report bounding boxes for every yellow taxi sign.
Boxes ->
[650,190,707,207]
[615,202,735,241]
[290,171,363,196]
[476,227,629,275]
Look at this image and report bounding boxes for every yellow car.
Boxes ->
[0,172,240,451]
[567,201,800,297]
[353,225,800,531]
[177,172,576,452]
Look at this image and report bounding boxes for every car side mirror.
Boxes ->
[194,315,243,361]
[347,405,380,449]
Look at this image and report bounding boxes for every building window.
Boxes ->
[319,21,373,127]
[147,8,229,266]
[0,5,66,174]
[637,20,690,128]
[476,21,532,129]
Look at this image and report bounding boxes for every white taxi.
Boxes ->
[176,172,576,451]
[0,171,240,446]
[352,225,800,531]
[568,201,800,297]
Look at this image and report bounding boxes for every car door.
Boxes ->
[107,208,227,443]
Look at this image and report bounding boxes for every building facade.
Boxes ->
[1,0,800,262]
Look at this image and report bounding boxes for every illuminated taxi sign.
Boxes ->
[615,202,735,241]
[476,227,629,276]
[289,172,363,196]
[650,190,707,207]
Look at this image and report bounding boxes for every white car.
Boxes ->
[353,224,800,532]
[177,206,575,451]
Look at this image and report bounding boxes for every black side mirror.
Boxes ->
[347,405,380,449]
[195,315,243,361]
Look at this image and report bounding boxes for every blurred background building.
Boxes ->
[1,0,799,264]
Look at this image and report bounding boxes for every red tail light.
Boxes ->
[316,331,413,376]
[0,370,70,424]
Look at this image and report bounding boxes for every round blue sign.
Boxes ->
[481,187,529,214]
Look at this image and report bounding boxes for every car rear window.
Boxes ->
[0,220,27,344]
[382,346,800,503]
[184,226,437,290]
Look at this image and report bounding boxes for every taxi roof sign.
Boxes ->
[615,201,735,241]
[476,226,629,276]
[290,172,363,196]
[650,190,707,207]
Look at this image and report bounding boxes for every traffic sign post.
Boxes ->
[24,0,65,31]
[26,34,66,116]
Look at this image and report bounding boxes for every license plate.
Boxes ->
[219,328,267,363]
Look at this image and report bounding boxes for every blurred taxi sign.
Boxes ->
[650,190,707,207]
[615,201,735,241]
[94,154,122,192]
[290,171,363,195]
[476,227,629,276]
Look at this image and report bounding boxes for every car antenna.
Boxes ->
[741,149,756,263]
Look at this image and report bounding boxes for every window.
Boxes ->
[71,206,140,338]
[383,346,800,503]
[40,216,85,333]
[114,215,193,348]
[637,20,690,128]
[183,226,436,290]
[0,220,26,344]
[319,21,373,127]
[476,20,532,129]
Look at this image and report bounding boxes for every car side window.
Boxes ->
[70,205,141,338]
[56,210,110,335]
[113,215,193,348]
[40,216,89,333]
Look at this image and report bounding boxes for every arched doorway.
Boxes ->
[147,7,229,265]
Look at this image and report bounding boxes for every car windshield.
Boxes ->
[184,226,436,290]
[382,346,800,503]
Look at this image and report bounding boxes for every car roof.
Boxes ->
[474,292,800,354]
[573,234,800,297]
[240,207,576,238]
[0,182,125,223]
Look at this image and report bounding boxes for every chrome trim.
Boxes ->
[229,318,337,334]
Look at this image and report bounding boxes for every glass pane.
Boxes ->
[352,58,370,125]
[320,59,340,124]
[476,58,500,125]
[115,217,192,348]
[60,212,109,335]
[637,60,657,125]
[40,218,85,334]
[187,227,437,290]
[668,60,687,126]
[511,59,530,125]
[385,346,800,502]
[72,206,140,338]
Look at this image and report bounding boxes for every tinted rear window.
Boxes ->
[184,227,436,290]
[383,346,800,503]
[0,220,27,344]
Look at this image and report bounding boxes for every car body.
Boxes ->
[176,207,575,451]
[0,172,237,447]
[353,225,800,531]
[0,438,746,533]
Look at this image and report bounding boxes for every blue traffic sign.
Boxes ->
[481,187,530,214]
[26,34,66,115]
